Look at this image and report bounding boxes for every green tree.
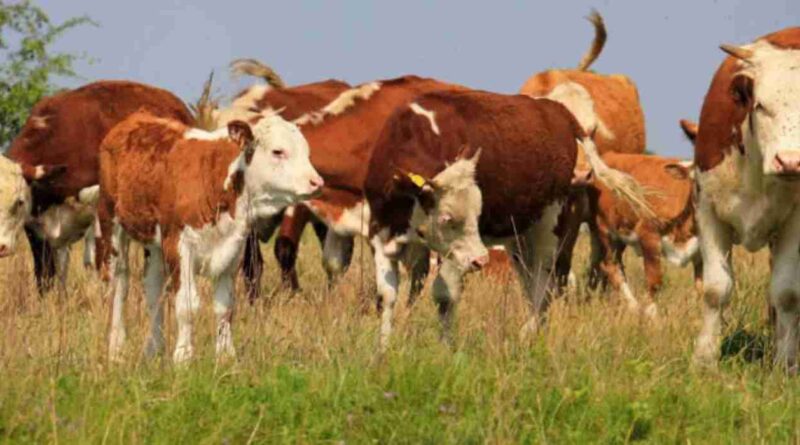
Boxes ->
[0,1,94,148]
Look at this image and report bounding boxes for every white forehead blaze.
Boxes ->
[739,41,800,162]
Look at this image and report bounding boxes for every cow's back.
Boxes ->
[520,70,645,156]
[9,81,192,205]
[367,90,579,238]
[598,153,692,223]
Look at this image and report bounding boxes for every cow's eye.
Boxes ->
[272,149,286,159]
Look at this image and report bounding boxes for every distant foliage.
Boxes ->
[0,1,94,148]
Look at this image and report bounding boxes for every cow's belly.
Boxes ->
[661,235,698,267]
[306,198,370,237]
[32,202,96,249]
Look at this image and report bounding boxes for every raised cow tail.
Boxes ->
[229,58,286,89]
[577,136,657,219]
[576,10,607,71]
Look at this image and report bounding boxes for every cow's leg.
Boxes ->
[586,221,606,291]
[322,231,355,287]
[769,210,800,373]
[83,226,96,269]
[596,224,638,311]
[693,199,733,366]
[692,253,704,295]
[638,229,663,319]
[371,235,399,353]
[274,206,310,291]
[510,201,562,337]
[402,242,430,308]
[554,191,586,291]
[432,257,464,346]
[173,236,200,364]
[242,214,280,303]
[108,223,131,363]
[55,246,70,292]
[25,226,56,295]
[142,246,166,358]
[213,270,236,359]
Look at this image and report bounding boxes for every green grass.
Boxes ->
[1,231,798,444]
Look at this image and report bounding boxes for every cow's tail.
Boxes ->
[578,137,657,219]
[230,58,286,89]
[190,71,219,131]
[576,10,607,71]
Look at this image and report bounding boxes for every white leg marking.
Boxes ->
[432,257,464,345]
[143,246,166,358]
[55,247,70,290]
[173,236,200,364]
[83,226,96,268]
[213,271,236,359]
[108,223,130,362]
[371,235,399,353]
[769,209,800,372]
[693,198,734,366]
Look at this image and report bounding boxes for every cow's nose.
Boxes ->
[310,175,324,190]
[0,244,10,258]
[773,152,800,175]
[470,254,490,271]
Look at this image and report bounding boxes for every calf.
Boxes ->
[98,111,322,363]
[364,90,652,350]
[214,59,350,297]
[3,81,193,293]
[583,153,700,316]
[690,27,800,372]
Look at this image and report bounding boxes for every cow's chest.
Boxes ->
[180,212,248,277]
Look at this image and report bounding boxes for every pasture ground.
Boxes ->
[0,230,796,444]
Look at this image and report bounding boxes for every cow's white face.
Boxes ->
[0,158,32,257]
[733,42,800,177]
[410,154,489,273]
[231,116,323,217]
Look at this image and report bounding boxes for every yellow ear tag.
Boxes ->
[408,173,427,188]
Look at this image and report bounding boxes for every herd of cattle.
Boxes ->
[3,13,800,372]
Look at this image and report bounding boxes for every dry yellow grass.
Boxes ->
[0,230,796,443]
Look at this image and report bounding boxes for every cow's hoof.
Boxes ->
[692,336,719,368]
[643,302,659,320]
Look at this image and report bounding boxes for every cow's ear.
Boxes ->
[679,119,698,143]
[664,163,693,181]
[731,74,754,109]
[227,120,254,148]
[393,171,436,213]
[21,164,66,184]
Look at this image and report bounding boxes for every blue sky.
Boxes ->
[41,0,799,158]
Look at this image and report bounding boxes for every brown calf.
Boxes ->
[98,110,321,363]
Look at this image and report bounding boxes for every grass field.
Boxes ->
[1,230,797,444]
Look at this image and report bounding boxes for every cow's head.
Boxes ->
[721,41,800,178]
[226,115,323,218]
[0,157,64,257]
[398,147,489,273]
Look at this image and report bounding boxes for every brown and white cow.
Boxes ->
[98,111,322,363]
[3,81,193,293]
[234,76,469,302]
[364,90,652,351]
[519,11,645,158]
[691,27,800,371]
[213,59,351,297]
[582,153,700,316]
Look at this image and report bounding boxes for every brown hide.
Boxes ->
[8,81,193,211]
[519,70,645,156]
[245,80,351,121]
[694,27,800,171]
[365,90,580,240]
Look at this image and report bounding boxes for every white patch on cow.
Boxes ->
[331,200,371,237]
[735,40,800,176]
[0,158,31,254]
[185,127,228,140]
[409,102,440,135]
[371,230,400,352]
[538,81,614,140]
[661,235,699,267]
[699,148,800,251]
[284,205,295,218]
[213,85,272,128]
[30,115,49,129]
[32,195,96,249]
[107,221,131,362]
[78,185,100,205]
[293,82,381,126]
